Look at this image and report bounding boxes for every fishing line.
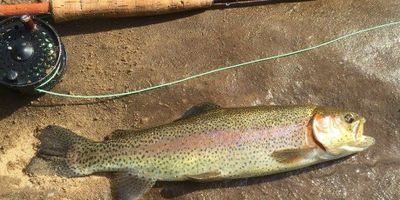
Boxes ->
[35,20,400,99]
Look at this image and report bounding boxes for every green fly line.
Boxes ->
[35,20,400,99]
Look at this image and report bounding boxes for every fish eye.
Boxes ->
[344,113,355,123]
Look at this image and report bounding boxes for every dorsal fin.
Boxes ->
[105,129,134,140]
[177,102,221,121]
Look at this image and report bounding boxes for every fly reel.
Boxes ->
[0,15,66,94]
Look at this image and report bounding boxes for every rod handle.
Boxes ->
[51,0,213,22]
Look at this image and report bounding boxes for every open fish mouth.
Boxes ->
[353,118,365,139]
[343,118,375,152]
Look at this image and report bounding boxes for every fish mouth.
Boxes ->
[359,135,375,148]
[353,117,365,139]
[339,135,375,152]
[342,118,375,152]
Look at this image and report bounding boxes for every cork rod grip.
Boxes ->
[51,0,214,22]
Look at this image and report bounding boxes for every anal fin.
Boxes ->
[111,172,156,200]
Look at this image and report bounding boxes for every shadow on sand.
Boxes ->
[0,87,36,120]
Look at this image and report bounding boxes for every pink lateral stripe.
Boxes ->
[140,123,307,155]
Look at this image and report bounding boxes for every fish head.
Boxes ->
[311,108,375,158]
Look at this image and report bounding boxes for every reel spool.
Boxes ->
[0,15,66,95]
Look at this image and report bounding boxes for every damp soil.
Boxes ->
[0,0,399,199]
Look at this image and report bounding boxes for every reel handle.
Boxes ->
[51,0,213,22]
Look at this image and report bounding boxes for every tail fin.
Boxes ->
[26,125,93,177]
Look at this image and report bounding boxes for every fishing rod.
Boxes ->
[0,0,310,22]
[0,0,309,95]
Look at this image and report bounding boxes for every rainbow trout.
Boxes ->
[27,104,375,200]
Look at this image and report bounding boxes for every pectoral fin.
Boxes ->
[271,148,313,164]
[186,171,222,181]
[111,172,156,200]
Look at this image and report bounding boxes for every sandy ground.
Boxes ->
[1,0,400,199]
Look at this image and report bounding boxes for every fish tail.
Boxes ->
[26,126,158,200]
[26,125,94,177]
